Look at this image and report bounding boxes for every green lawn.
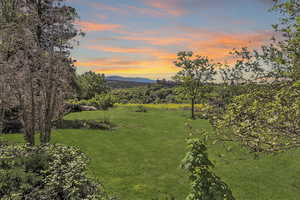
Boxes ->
[2,106,300,200]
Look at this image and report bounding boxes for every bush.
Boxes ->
[0,144,111,200]
[94,93,116,110]
[67,93,116,111]
[135,105,147,112]
[53,120,114,130]
[181,129,235,200]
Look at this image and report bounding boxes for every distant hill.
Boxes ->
[106,80,150,89]
[106,76,156,83]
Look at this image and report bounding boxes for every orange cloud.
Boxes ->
[75,16,273,78]
[95,67,142,72]
[86,45,153,54]
[75,57,142,67]
[77,29,272,77]
[75,21,122,32]
[93,64,178,76]
[85,45,177,63]
[94,29,271,62]
[94,66,178,79]
[116,35,191,46]
[75,55,179,78]
[90,2,183,17]
[188,30,272,62]
[143,0,186,16]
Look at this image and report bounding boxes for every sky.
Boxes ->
[69,0,279,79]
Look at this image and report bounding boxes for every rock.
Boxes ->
[80,105,97,111]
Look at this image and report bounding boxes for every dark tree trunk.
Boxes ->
[25,128,35,146]
[191,98,195,120]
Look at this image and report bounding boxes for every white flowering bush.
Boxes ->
[0,144,112,200]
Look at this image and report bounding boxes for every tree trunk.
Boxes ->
[25,128,35,146]
[191,98,195,120]
[0,104,4,134]
[40,50,56,144]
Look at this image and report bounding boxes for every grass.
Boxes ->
[116,103,205,110]
[1,106,300,200]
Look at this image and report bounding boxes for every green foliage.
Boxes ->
[54,119,114,130]
[69,93,116,110]
[152,193,176,200]
[77,71,109,99]
[94,93,116,110]
[272,0,300,81]
[135,105,147,112]
[217,82,300,152]
[0,144,111,200]
[111,84,178,104]
[181,128,235,200]
[173,51,216,119]
[3,107,300,199]
[214,0,300,153]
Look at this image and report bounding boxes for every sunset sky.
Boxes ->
[70,0,278,79]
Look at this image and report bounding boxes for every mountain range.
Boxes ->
[106,76,156,83]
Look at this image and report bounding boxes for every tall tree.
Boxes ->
[0,0,38,145]
[27,0,81,143]
[0,0,82,145]
[173,51,216,119]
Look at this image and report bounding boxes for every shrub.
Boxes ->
[53,120,114,130]
[67,93,116,111]
[0,144,111,200]
[135,105,147,112]
[83,120,113,130]
[94,93,116,110]
[181,128,235,200]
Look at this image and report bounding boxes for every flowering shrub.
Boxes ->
[0,144,111,200]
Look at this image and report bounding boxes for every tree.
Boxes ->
[0,0,82,145]
[77,71,108,99]
[271,0,300,82]
[215,0,300,152]
[216,82,300,152]
[29,0,81,144]
[0,0,38,145]
[173,51,216,119]
[0,0,14,134]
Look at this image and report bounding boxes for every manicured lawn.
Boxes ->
[2,106,300,200]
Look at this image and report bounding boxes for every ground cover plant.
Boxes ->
[2,106,300,200]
